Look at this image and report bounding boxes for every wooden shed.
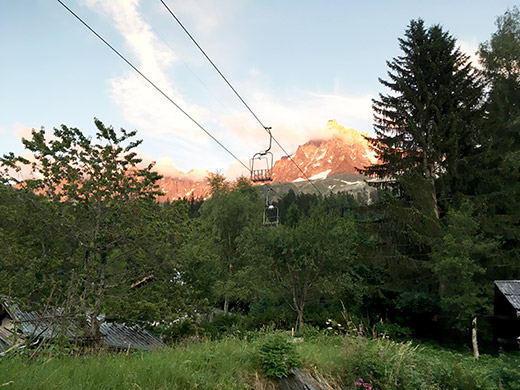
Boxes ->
[494,280,520,350]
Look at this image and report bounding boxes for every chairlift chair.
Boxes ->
[250,152,273,182]
[263,189,279,226]
[263,204,279,226]
[250,127,274,183]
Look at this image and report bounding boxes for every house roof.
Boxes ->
[0,297,165,351]
[495,280,520,311]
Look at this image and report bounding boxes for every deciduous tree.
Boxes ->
[244,205,357,331]
[0,119,183,342]
[196,175,262,313]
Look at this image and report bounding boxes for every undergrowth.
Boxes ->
[1,333,519,389]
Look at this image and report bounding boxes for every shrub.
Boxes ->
[490,352,520,389]
[257,333,300,378]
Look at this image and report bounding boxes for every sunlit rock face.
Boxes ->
[155,120,377,200]
[271,120,376,183]
[155,169,212,201]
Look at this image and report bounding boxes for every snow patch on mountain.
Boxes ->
[309,169,331,180]
[316,150,326,160]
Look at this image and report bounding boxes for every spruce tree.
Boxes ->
[358,20,484,338]
[360,19,483,219]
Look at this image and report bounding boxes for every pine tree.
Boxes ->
[360,19,483,219]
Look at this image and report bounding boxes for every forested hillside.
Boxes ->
[0,8,519,356]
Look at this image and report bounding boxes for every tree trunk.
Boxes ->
[423,150,439,220]
[431,179,440,220]
[295,310,303,332]
[439,277,446,298]
[472,316,479,360]
[426,169,439,220]
[87,253,106,346]
[223,258,232,314]
[223,298,229,314]
[294,300,305,332]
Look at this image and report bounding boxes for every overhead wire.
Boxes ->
[158,0,269,131]
[134,7,240,122]
[56,0,250,173]
[158,0,330,200]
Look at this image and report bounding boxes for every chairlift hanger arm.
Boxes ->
[261,127,272,155]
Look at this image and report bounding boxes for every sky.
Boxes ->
[1,0,517,179]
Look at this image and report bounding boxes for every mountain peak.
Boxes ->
[326,119,368,146]
[155,121,377,199]
[271,121,375,183]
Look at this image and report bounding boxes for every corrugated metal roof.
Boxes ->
[1,300,78,340]
[0,298,165,351]
[100,321,165,351]
[0,328,12,352]
[495,280,520,310]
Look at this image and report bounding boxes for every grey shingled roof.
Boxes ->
[495,280,520,311]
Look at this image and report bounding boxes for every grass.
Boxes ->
[0,339,260,390]
[299,334,520,389]
[1,334,520,389]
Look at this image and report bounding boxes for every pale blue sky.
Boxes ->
[1,1,516,178]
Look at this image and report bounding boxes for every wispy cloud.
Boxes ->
[220,89,373,160]
[79,0,373,179]
[80,0,210,143]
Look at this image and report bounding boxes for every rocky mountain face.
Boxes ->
[271,120,375,182]
[156,120,377,201]
[156,175,211,202]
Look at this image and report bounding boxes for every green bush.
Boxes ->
[257,333,301,378]
[335,335,520,390]
[489,352,520,389]
[295,323,322,339]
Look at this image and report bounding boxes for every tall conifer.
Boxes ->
[360,19,483,218]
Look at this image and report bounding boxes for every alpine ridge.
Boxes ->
[156,120,376,200]
[271,120,376,182]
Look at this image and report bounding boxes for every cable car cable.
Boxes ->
[158,0,330,201]
[56,0,250,173]
[134,8,240,123]
[159,0,270,131]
